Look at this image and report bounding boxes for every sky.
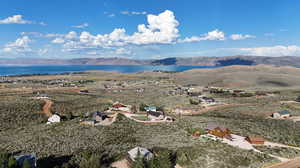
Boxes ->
[0,0,300,59]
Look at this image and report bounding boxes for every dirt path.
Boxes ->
[266,157,300,168]
[42,99,53,117]
[265,141,300,151]
[111,159,130,168]
[122,113,173,124]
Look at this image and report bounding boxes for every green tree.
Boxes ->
[139,103,148,111]
[132,149,146,168]
[148,150,173,168]
[22,159,31,168]
[8,156,17,168]
[0,152,9,168]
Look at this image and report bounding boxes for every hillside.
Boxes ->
[174,65,300,89]
[1,56,300,66]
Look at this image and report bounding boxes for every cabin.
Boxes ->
[245,136,265,145]
[206,122,232,140]
[15,154,37,168]
[92,112,109,122]
[46,114,61,124]
[127,147,153,164]
[147,111,165,120]
[272,110,291,119]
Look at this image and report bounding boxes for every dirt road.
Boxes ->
[43,99,53,117]
[267,157,300,168]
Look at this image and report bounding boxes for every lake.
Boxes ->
[0,65,220,76]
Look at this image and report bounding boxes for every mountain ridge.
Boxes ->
[1,56,300,66]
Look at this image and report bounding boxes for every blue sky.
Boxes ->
[0,0,300,59]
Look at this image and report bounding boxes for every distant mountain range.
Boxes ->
[1,56,300,66]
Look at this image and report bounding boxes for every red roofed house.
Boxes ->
[245,136,265,145]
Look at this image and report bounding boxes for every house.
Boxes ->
[144,106,157,112]
[187,88,202,97]
[245,136,265,145]
[111,102,132,113]
[271,110,291,119]
[199,96,215,104]
[206,122,232,140]
[15,154,37,168]
[47,114,61,124]
[127,147,153,162]
[35,93,49,99]
[147,111,165,120]
[92,112,109,122]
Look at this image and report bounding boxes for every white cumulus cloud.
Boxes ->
[179,29,225,43]
[3,36,32,53]
[240,45,300,56]
[52,10,179,54]
[230,34,255,40]
[0,15,45,25]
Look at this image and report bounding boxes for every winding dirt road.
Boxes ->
[42,99,53,117]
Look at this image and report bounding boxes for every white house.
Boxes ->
[127,147,153,162]
[271,110,291,119]
[47,114,61,124]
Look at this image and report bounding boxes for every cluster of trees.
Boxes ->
[0,152,31,168]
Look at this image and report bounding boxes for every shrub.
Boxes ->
[189,99,199,105]
[22,159,31,168]
[0,152,9,168]
[8,156,17,168]
[139,103,148,111]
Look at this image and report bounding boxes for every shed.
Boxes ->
[245,136,265,145]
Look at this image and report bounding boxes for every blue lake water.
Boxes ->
[0,65,220,76]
